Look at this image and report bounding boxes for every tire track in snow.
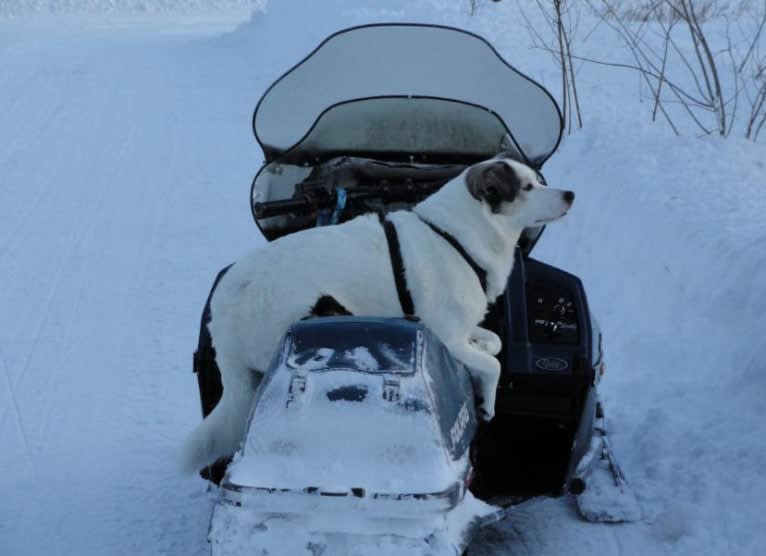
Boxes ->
[0,64,119,456]
[0,67,70,254]
[14,74,140,453]
[19,175,115,450]
[7,188,103,389]
[0,57,84,424]
[0,36,208,556]
[0,343,35,472]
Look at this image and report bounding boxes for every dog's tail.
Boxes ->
[178,390,252,474]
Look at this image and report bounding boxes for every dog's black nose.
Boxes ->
[563,190,575,203]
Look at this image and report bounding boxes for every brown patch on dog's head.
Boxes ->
[466,160,523,213]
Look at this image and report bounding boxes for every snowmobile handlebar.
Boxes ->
[253,180,445,220]
[253,196,319,219]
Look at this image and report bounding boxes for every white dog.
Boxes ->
[180,155,574,473]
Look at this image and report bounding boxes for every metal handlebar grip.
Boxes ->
[254,196,317,218]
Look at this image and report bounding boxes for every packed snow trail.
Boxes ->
[0,16,262,556]
[1,2,765,556]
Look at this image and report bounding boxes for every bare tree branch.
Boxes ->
[725,19,740,136]
[523,0,584,133]
[534,0,764,140]
[738,0,766,73]
[687,0,727,133]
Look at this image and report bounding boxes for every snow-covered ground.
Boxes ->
[0,1,764,555]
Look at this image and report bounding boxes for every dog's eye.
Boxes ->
[523,184,533,191]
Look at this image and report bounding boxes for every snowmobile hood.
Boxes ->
[253,23,563,167]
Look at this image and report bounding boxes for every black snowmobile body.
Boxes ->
[191,24,632,533]
[194,244,602,501]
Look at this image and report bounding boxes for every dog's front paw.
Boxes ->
[477,406,494,422]
[475,398,495,422]
[468,336,490,354]
[468,328,502,356]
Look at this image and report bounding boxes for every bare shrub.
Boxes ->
[521,0,584,133]
[739,4,766,139]
[583,0,766,140]
[618,0,751,22]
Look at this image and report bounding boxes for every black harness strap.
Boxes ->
[380,214,416,317]
[418,217,488,293]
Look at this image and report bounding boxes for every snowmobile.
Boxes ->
[190,23,641,555]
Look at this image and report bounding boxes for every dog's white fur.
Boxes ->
[180,156,573,473]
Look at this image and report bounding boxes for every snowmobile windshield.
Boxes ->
[286,321,418,374]
[254,24,563,166]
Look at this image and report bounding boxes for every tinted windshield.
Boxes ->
[285,97,517,162]
[254,24,562,166]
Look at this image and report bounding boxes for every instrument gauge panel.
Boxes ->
[526,283,580,344]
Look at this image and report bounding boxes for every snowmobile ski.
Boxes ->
[573,407,642,523]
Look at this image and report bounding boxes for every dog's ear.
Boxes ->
[493,150,521,162]
[466,161,522,213]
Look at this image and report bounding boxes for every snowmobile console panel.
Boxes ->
[471,249,599,499]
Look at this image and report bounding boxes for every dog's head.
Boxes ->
[466,154,574,228]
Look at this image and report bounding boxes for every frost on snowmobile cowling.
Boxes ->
[190,22,641,556]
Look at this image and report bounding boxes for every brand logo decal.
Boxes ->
[450,402,470,449]
[535,357,569,371]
